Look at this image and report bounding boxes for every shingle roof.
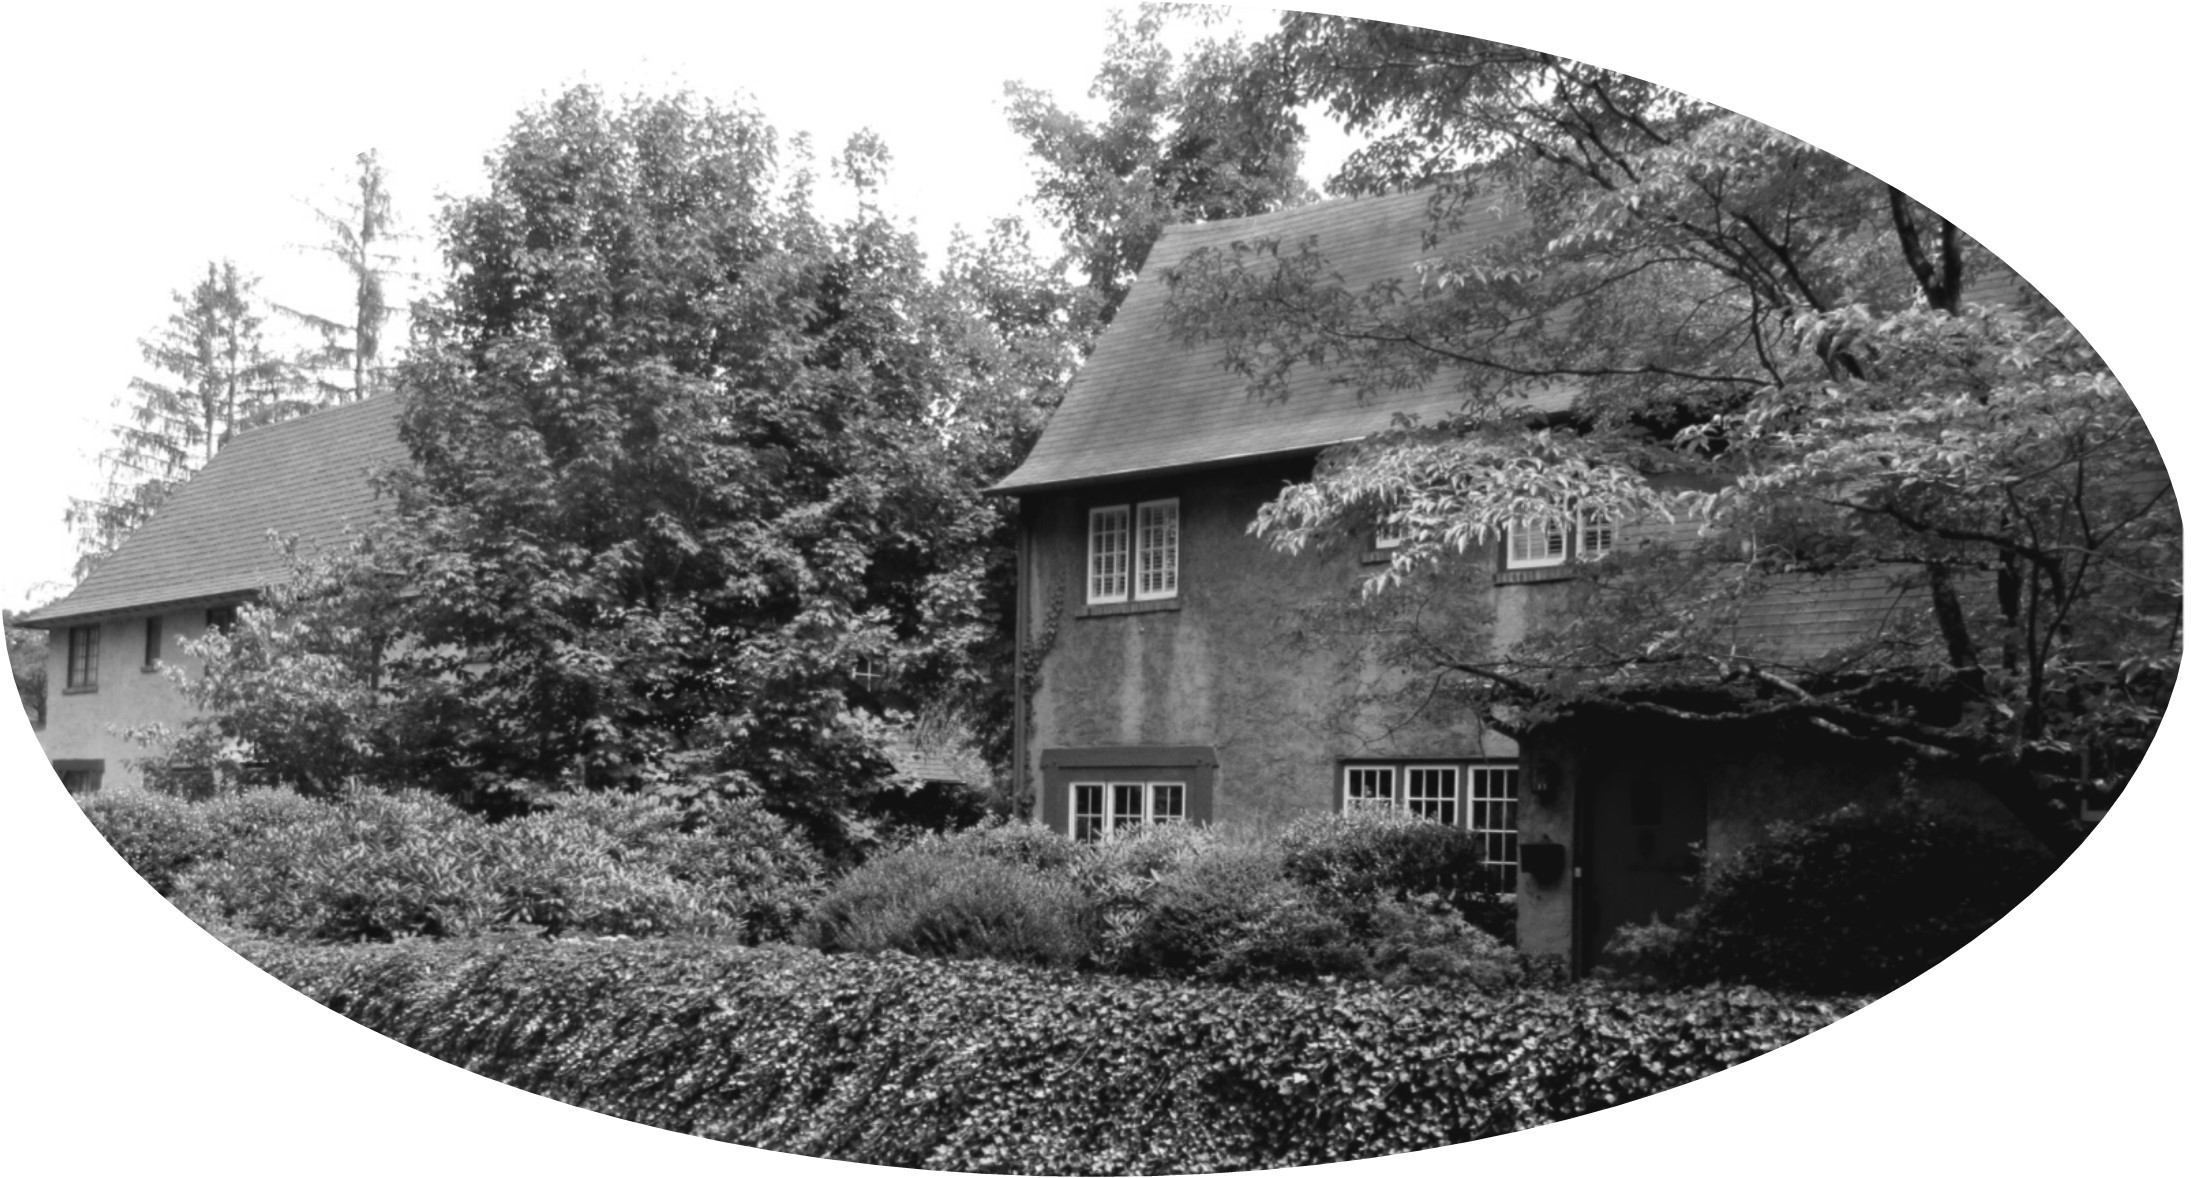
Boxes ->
[23,393,407,628]
[885,740,970,786]
[993,186,1572,494]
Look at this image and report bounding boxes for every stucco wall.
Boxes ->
[36,606,216,793]
[1023,462,1514,832]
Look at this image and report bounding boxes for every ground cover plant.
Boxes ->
[236,933,1863,1173]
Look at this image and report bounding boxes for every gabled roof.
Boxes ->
[23,393,407,628]
[993,186,1573,495]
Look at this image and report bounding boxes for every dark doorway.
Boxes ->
[1577,760,1707,970]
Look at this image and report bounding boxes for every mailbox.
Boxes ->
[1519,841,1566,885]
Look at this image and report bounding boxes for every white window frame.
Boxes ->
[1506,517,1569,569]
[1070,779,1189,841]
[1088,497,1180,604]
[1087,505,1132,604]
[1341,761,1522,893]
[1507,512,1617,569]
[1135,498,1180,601]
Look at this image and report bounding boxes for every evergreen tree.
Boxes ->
[67,261,308,578]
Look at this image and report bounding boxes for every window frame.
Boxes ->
[204,604,239,634]
[143,615,164,671]
[1068,778,1190,842]
[1087,497,1181,605]
[64,625,98,692]
[1040,746,1215,838]
[1504,512,1617,571]
[52,759,103,796]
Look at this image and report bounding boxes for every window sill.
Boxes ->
[62,685,98,695]
[1494,566,1577,585]
[1361,549,1394,565]
[1076,597,1182,619]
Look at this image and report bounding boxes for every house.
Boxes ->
[990,186,2035,971]
[19,390,968,803]
[18,393,411,794]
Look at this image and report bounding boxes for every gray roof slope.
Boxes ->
[25,393,408,627]
[994,186,1572,494]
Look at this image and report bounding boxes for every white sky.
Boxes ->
[0,2,1354,610]
[3,3,2185,1170]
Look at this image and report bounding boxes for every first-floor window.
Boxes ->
[52,760,103,795]
[65,625,98,691]
[1070,779,1187,841]
[1343,761,1522,891]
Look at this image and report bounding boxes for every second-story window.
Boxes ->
[1089,498,1180,604]
[143,616,163,670]
[1506,512,1616,570]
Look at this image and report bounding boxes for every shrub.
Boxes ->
[1125,845,1361,981]
[236,933,1864,1171]
[1360,895,1523,989]
[1643,800,2059,994]
[801,848,1094,967]
[900,816,1081,873]
[505,793,826,943]
[1278,807,1514,942]
[176,790,500,942]
[77,790,217,896]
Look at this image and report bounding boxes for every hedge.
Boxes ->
[236,934,1862,1173]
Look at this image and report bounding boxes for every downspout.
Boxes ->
[1011,499,1030,822]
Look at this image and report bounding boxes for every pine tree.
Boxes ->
[283,150,409,401]
[67,261,309,578]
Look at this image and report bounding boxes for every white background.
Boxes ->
[3,2,2181,1174]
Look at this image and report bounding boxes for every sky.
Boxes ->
[3,1,2185,1172]
[0,2,1355,611]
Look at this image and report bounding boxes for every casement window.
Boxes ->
[1506,512,1615,570]
[143,615,164,670]
[205,604,238,634]
[1087,498,1179,604]
[1343,761,1523,892]
[52,760,103,796]
[1041,746,1216,840]
[64,626,98,692]
[1069,779,1188,842]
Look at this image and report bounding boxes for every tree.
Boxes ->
[67,261,310,579]
[282,149,411,401]
[1006,5,1313,333]
[6,611,47,730]
[149,90,1064,850]
[1161,16,2177,855]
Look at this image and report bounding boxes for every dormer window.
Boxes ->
[1089,498,1179,604]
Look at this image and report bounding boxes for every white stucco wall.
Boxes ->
[36,606,217,793]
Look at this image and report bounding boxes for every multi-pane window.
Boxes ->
[143,616,164,669]
[1135,500,1179,600]
[1508,513,1617,569]
[53,761,103,795]
[1469,765,1522,892]
[1507,518,1568,568]
[1578,512,1616,560]
[1087,506,1133,604]
[205,604,238,633]
[1341,762,1522,892]
[1070,779,1188,841]
[1089,498,1180,604]
[1343,765,1397,808]
[1405,765,1461,825]
[65,626,98,691]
